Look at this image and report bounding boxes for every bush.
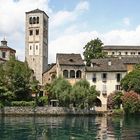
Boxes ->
[0,102,4,108]
[113,109,124,116]
[37,96,48,106]
[107,92,123,110]
[11,101,35,106]
[121,91,140,114]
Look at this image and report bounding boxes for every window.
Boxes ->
[112,52,115,55]
[119,52,121,55]
[70,70,75,78]
[125,52,128,55]
[131,52,135,55]
[76,70,81,78]
[36,29,39,35]
[116,73,121,82]
[33,17,36,24]
[29,30,33,35]
[115,85,121,91]
[138,52,140,55]
[29,17,32,24]
[102,73,107,82]
[63,70,68,78]
[36,45,38,50]
[92,73,96,82]
[102,85,107,95]
[2,52,6,58]
[30,46,32,50]
[37,17,39,24]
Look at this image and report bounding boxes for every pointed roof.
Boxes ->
[26,9,49,18]
[0,38,16,52]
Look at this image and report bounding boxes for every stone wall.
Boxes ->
[0,107,106,116]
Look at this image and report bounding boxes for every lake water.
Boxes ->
[0,115,139,140]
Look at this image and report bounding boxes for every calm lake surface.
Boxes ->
[0,115,139,140]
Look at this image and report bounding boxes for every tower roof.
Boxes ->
[26,9,49,18]
[0,38,16,53]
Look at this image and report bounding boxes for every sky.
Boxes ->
[1,0,140,62]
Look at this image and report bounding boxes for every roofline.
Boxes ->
[86,70,127,72]
[0,47,16,52]
[26,9,49,18]
[59,64,85,66]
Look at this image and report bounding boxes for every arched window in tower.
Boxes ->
[33,17,36,24]
[76,70,82,78]
[36,45,38,50]
[63,70,68,78]
[70,70,75,78]
[36,29,39,35]
[29,17,33,24]
[37,17,39,24]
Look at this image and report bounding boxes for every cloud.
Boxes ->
[50,1,90,28]
[123,17,130,26]
[75,1,89,11]
[0,0,49,60]
[49,25,140,63]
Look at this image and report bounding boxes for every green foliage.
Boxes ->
[49,76,72,107]
[71,79,100,108]
[121,69,140,93]
[83,38,106,65]
[121,91,140,113]
[113,109,124,116]
[107,91,123,109]
[0,57,35,105]
[37,96,48,106]
[11,101,35,106]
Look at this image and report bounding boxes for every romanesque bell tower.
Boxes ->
[25,9,49,84]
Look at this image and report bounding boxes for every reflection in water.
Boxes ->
[0,115,140,140]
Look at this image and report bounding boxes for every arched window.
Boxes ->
[29,17,33,24]
[70,70,75,78]
[63,70,68,78]
[33,17,36,24]
[37,17,39,24]
[76,70,81,78]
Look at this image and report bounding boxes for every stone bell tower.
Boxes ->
[25,9,49,84]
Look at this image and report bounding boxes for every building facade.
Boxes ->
[86,57,140,110]
[0,38,16,63]
[25,9,49,84]
[43,63,56,85]
[103,45,140,57]
[56,53,85,85]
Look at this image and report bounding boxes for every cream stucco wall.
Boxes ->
[86,71,126,109]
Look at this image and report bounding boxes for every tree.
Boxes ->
[107,91,123,109]
[71,79,100,108]
[71,79,89,108]
[121,91,140,113]
[49,76,72,107]
[83,38,106,65]
[121,69,140,94]
[0,57,33,104]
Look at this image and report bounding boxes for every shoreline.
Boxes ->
[0,106,108,117]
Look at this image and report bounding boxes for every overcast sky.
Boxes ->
[1,0,140,62]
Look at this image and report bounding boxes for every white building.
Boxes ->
[103,45,140,57]
[85,57,140,111]
[0,38,16,63]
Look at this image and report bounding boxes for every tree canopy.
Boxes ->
[0,57,35,105]
[45,78,100,108]
[121,68,140,94]
[83,38,106,65]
